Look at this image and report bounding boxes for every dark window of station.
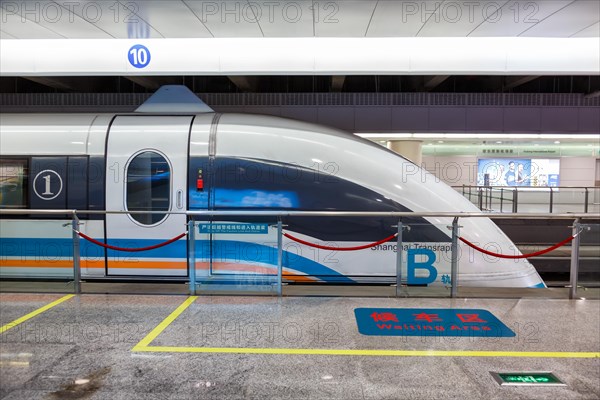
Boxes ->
[0,159,28,208]
[126,151,170,225]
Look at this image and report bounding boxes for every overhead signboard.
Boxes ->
[1,38,598,76]
[354,308,515,337]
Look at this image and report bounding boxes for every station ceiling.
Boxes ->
[1,0,598,39]
[0,1,598,95]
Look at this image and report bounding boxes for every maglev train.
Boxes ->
[0,86,545,288]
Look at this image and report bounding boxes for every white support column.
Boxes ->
[387,140,423,165]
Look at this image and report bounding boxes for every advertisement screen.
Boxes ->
[477,159,560,187]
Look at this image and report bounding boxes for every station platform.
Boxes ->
[1,293,599,399]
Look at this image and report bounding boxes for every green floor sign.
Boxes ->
[491,372,566,386]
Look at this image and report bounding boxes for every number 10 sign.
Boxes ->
[128,44,151,69]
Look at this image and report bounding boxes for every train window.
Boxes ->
[0,159,27,209]
[126,151,171,225]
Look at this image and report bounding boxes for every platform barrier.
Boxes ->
[455,185,600,214]
[0,209,598,299]
[0,217,76,294]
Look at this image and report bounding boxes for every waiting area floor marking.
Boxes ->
[0,294,75,334]
[132,296,600,358]
[132,295,198,351]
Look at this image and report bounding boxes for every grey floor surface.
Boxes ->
[0,293,599,400]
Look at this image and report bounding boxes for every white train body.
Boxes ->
[0,110,545,288]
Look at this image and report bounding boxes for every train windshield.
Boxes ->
[126,151,171,225]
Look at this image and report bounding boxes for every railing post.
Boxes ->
[569,218,581,300]
[512,188,518,213]
[188,219,196,295]
[395,219,403,297]
[584,188,589,213]
[277,219,283,297]
[71,212,81,295]
[500,188,504,213]
[483,187,487,210]
[478,188,483,210]
[549,187,554,213]
[450,217,459,298]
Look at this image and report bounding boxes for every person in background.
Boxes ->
[516,163,528,186]
[504,161,516,186]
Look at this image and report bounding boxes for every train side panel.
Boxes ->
[212,114,544,287]
[0,114,110,278]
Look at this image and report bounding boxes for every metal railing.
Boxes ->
[454,185,600,213]
[0,209,597,299]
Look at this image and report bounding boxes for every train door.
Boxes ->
[105,115,192,276]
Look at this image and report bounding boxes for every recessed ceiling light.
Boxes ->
[496,141,502,144]
[438,140,444,144]
[554,141,560,144]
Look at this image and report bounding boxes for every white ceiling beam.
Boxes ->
[1,38,598,76]
[331,76,345,92]
[584,90,600,99]
[23,77,77,91]
[227,76,259,92]
[124,76,182,90]
[503,76,540,90]
[424,76,449,91]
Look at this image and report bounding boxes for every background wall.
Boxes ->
[422,155,599,187]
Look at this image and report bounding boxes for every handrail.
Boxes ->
[453,185,599,214]
[453,185,600,190]
[0,209,598,219]
[0,207,596,300]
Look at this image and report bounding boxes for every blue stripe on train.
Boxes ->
[0,238,353,283]
[529,282,547,288]
[0,238,186,259]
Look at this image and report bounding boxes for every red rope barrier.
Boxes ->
[77,231,187,252]
[459,235,576,259]
[283,232,397,251]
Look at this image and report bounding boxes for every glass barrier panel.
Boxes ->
[591,188,600,214]
[576,222,600,300]
[279,216,398,297]
[513,188,551,213]
[455,216,573,298]
[398,223,453,298]
[503,188,517,213]
[192,219,279,295]
[0,218,75,293]
[453,186,474,205]
[552,188,587,213]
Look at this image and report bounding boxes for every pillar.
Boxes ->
[387,140,423,165]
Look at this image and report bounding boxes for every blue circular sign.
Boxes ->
[128,44,151,68]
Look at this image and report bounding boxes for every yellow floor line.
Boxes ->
[0,294,75,334]
[130,296,599,359]
[135,346,600,358]
[132,296,198,351]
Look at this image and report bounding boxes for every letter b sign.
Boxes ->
[407,249,438,285]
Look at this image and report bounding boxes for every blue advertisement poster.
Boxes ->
[477,159,560,187]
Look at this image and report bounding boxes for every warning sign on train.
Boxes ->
[199,223,269,235]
